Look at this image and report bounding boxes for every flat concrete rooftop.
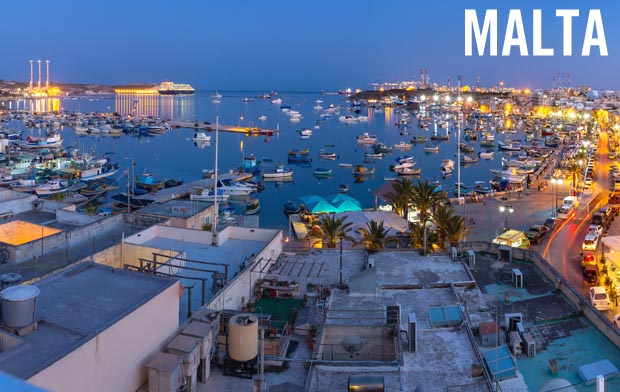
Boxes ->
[136,199,212,219]
[0,263,176,380]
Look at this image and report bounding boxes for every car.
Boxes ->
[583,265,599,286]
[591,213,607,228]
[586,224,604,238]
[609,193,620,204]
[525,225,551,243]
[584,178,593,186]
[581,251,597,270]
[589,286,611,310]
[544,217,558,230]
[582,234,599,251]
[614,314,620,328]
[598,206,614,222]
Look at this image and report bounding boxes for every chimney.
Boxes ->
[37,60,41,90]
[45,60,50,90]
[29,60,33,91]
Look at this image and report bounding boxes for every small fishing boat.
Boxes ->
[164,179,183,188]
[410,136,428,144]
[430,134,449,141]
[190,188,230,202]
[299,128,313,138]
[460,155,479,165]
[440,159,455,174]
[135,172,164,191]
[258,114,267,121]
[288,148,310,156]
[423,144,439,153]
[245,198,261,215]
[338,184,349,193]
[338,163,353,168]
[356,132,377,144]
[353,165,375,177]
[318,150,337,160]
[365,152,383,159]
[383,175,397,181]
[313,168,333,177]
[396,167,421,176]
[459,143,474,153]
[478,151,494,160]
[373,143,392,154]
[394,141,412,150]
[283,200,300,215]
[34,180,68,196]
[263,164,293,179]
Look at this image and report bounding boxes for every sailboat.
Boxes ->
[212,91,222,103]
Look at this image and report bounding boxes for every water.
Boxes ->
[3,92,528,230]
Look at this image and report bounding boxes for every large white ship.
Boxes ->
[157,81,195,95]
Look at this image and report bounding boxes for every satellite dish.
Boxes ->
[341,335,364,357]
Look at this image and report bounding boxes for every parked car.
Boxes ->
[582,234,599,251]
[591,213,608,229]
[609,192,620,204]
[586,224,604,238]
[581,251,597,271]
[589,286,611,310]
[583,265,599,286]
[525,225,551,244]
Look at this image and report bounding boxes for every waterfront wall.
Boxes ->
[56,208,101,225]
[0,190,36,215]
[207,229,283,312]
[463,241,620,349]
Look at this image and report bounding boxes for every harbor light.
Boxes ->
[467,96,473,103]
[499,205,514,232]
[445,95,451,102]
[433,95,439,102]
[421,95,426,101]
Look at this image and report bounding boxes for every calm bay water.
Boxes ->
[5,91,526,230]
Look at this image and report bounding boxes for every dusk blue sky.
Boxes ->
[2,0,619,91]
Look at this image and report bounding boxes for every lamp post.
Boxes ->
[550,178,557,218]
[123,157,135,213]
[499,205,513,232]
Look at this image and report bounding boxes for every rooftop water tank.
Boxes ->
[228,313,258,362]
[1,285,40,328]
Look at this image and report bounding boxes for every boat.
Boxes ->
[394,141,412,150]
[156,81,195,95]
[423,144,439,153]
[17,133,63,149]
[410,136,428,144]
[193,132,212,143]
[135,172,164,191]
[497,140,522,151]
[318,150,337,160]
[243,155,258,171]
[440,159,455,174]
[216,180,255,196]
[211,91,222,103]
[258,114,267,121]
[356,132,377,144]
[460,155,479,165]
[313,168,333,177]
[34,180,68,196]
[245,198,261,215]
[243,97,254,103]
[288,148,310,156]
[262,164,293,179]
[430,134,449,141]
[353,165,375,177]
[478,151,494,160]
[396,167,421,176]
[338,163,353,168]
[365,152,383,159]
[283,200,300,214]
[338,184,349,193]
[271,98,282,104]
[459,143,475,153]
[373,143,392,154]
[189,188,230,202]
[383,175,397,181]
[299,128,313,137]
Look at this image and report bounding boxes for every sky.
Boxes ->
[2,0,620,91]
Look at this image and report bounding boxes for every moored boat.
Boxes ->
[356,132,377,144]
[313,168,333,177]
[262,164,293,179]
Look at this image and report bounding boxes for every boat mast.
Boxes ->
[213,116,219,244]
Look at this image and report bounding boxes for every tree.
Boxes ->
[432,204,454,248]
[305,214,353,248]
[384,178,415,219]
[356,220,389,253]
[566,160,581,194]
[410,179,447,227]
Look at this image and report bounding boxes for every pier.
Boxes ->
[170,120,279,136]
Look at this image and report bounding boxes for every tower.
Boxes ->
[37,60,41,90]
[45,60,50,90]
[29,60,33,91]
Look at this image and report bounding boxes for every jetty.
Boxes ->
[170,120,279,136]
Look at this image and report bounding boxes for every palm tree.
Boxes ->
[384,178,415,218]
[432,204,467,249]
[566,160,581,194]
[305,214,353,248]
[410,179,447,226]
[356,220,389,253]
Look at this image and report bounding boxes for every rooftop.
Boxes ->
[135,199,212,219]
[0,263,176,380]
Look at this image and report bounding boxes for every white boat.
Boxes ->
[339,115,359,124]
[211,91,222,103]
[190,188,230,202]
[216,181,255,196]
[35,180,68,196]
[18,133,63,149]
[299,129,313,137]
[193,132,212,143]
[460,155,479,165]
[356,132,377,144]
[423,144,439,153]
[262,164,293,179]
[440,159,455,174]
[394,141,412,150]
[478,151,494,160]
[271,98,282,104]
[258,114,267,121]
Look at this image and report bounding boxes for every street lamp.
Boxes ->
[123,157,135,213]
[499,205,514,232]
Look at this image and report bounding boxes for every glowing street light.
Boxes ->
[499,205,514,232]
[467,96,473,103]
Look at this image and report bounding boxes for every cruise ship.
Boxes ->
[156,81,195,95]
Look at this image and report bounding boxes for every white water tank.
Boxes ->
[1,285,40,328]
[228,313,258,362]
